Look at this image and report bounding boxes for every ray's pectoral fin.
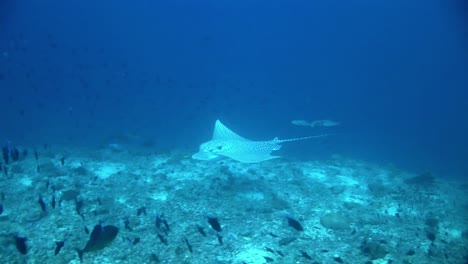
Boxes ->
[192,120,242,162]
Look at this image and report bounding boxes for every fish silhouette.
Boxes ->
[76,223,119,261]
[192,120,323,163]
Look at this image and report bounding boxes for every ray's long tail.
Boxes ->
[277,134,330,143]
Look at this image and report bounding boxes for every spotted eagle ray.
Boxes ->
[192,120,324,163]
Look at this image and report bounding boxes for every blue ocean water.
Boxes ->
[0,0,467,263]
[2,0,467,178]
[1,0,467,178]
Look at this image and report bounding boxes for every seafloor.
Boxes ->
[0,145,467,264]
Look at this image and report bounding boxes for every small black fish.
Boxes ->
[276,250,285,257]
[155,214,170,234]
[157,233,168,246]
[208,217,222,232]
[75,199,84,219]
[15,236,28,255]
[132,237,140,245]
[22,149,28,159]
[0,203,3,215]
[300,250,313,260]
[197,226,207,237]
[84,226,89,234]
[162,218,170,232]
[10,148,19,161]
[265,247,275,254]
[150,253,159,262]
[155,214,163,229]
[183,237,193,253]
[51,195,56,209]
[333,256,344,263]
[140,207,146,215]
[2,146,9,165]
[124,219,133,231]
[3,164,8,176]
[216,233,223,245]
[55,241,65,255]
[76,223,119,261]
[286,216,303,231]
[264,256,274,263]
[137,206,146,216]
[38,196,46,212]
[60,156,65,166]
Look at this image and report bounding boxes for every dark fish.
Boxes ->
[15,236,27,254]
[60,156,65,166]
[276,250,285,257]
[155,214,162,229]
[208,217,222,232]
[84,226,89,234]
[265,247,275,254]
[136,206,146,216]
[286,216,303,231]
[75,199,84,219]
[157,233,168,246]
[183,237,192,253]
[10,148,19,161]
[155,214,170,234]
[333,256,344,263]
[162,218,170,232]
[38,196,46,212]
[22,149,28,159]
[264,256,274,262]
[300,250,313,260]
[55,241,65,255]
[51,195,56,209]
[0,203,3,215]
[132,237,140,245]
[216,233,223,245]
[150,253,159,262]
[197,226,206,237]
[124,219,133,231]
[2,146,9,164]
[76,223,119,261]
